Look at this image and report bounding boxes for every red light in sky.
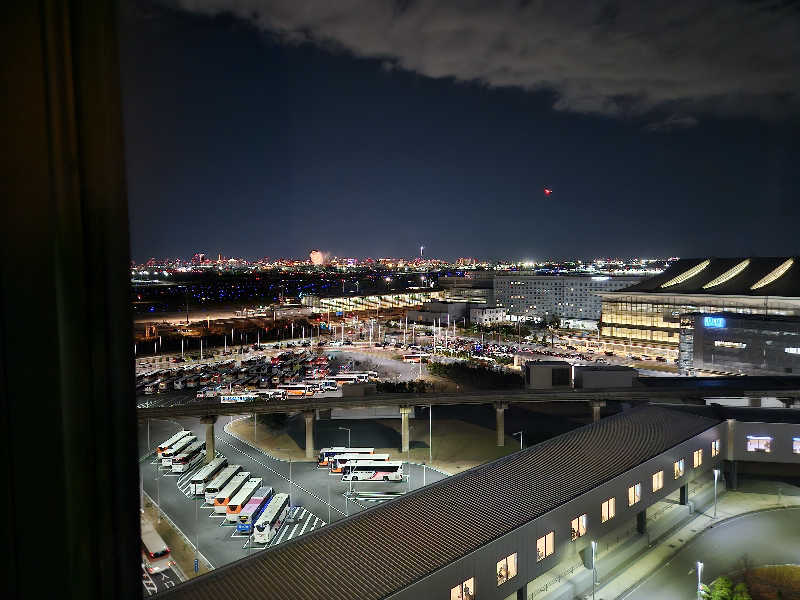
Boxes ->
[543,188,553,196]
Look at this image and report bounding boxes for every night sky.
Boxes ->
[120,1,800,262]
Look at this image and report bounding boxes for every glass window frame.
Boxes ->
[693,448,703,468]
[536,531,554,562]
[570,513,588,541]
[673,458,685,479]
[628,482,641,506]
[652,470,664,492]
[601,497,616,523]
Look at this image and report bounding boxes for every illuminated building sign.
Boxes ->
[703,316,726,328]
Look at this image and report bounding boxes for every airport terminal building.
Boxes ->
[599,257,800,348]
[679,312,800,376]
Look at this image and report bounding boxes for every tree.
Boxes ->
[711,577,734,600]
[731,582,751,600]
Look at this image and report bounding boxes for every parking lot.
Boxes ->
[139,415,447,585]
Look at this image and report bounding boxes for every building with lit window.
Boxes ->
[599,257,800,350]
[679,312,800,376]
[495,274,643,322]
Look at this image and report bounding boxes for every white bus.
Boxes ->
[253,493,290,544]
[189,456,228,495]
[329,453,390,473]
[317,447,374,468]
[141,517,174,574]
[332,374,361,385]
[347,371,376,382]
[161,435,197,467]
[225,477,264,522]
[203,465,242,504]
[213,471,251,513]
[341,460,404,482]
[170,440,205,473]
[262,389,287,401]
[402,353,429,363]
[236,486,274,534]
[220,393,259,403]
[156,430,191,455]
[277,383,313,397]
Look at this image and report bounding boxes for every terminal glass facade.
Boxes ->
[682,313,800,375]
[600,293,800,347]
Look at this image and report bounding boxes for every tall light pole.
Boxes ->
[513,431,523,451]
[591,540,598,600]
[696,561,704,600]
[338,426,351,448]
[713,469,720,519]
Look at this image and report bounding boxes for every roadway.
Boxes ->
[136,376,800,420]
[622,507,800,600]
[139,416,448,571]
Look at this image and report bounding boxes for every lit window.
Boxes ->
[601,497,616,523]
[496,553,517,586]
[674,459,685,479]
[711,439,720,457]
[450,578,475,600]
[571,514,588,541]
[536,531,554,561]
[693,449,703,468]
[794,438,800,454]
[652,470,664,492]
[746,436,772,453]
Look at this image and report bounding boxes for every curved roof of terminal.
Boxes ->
[613,257,800,297]
[160,405,720,600]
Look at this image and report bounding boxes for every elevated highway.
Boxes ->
[136,376,800,460]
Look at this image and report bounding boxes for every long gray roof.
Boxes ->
[159,405,720,600]
[610,257,800,297]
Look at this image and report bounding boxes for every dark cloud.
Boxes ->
[173,0,800,123]
[644,113,699,133]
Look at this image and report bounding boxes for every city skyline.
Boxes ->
[121,1,800,262]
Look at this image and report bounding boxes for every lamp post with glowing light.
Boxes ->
[697,561,704,600]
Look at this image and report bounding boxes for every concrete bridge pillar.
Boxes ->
[495,402,508,447]
[636,509,647,534]
[304,410,315,460]
[400,406,412,453]
[679,483,689,505]
[199,415,217,463]
[589,400,606,423]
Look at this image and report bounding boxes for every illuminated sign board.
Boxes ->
[703,316,726,328]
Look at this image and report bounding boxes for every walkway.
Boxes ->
[597,480,800,600]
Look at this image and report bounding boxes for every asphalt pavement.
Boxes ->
[139,415,448,572]
[621,507,800,600]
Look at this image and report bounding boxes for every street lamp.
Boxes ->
[713,468,720,519]
[697,561,704,600]
[338,426,351,448]
[512,431,523,451]
[591,540,598,600]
